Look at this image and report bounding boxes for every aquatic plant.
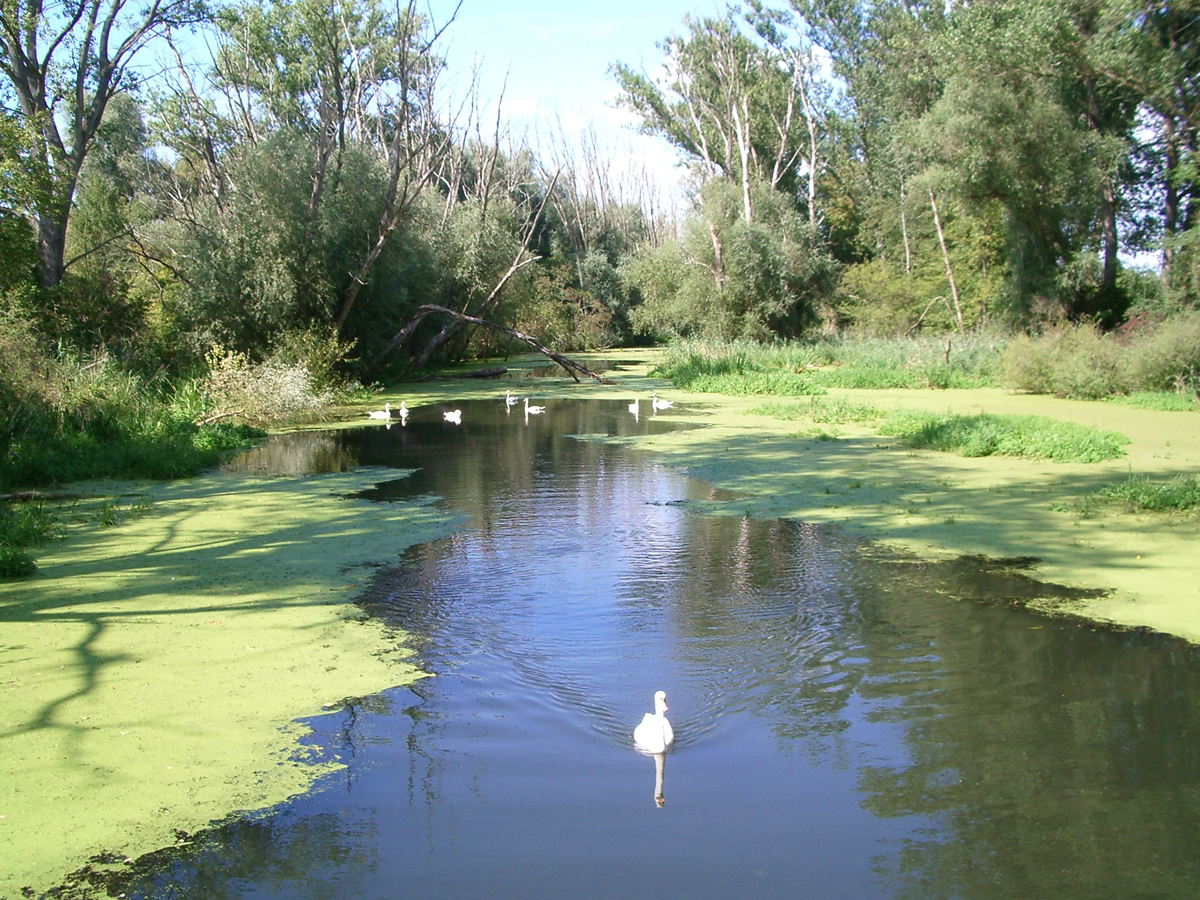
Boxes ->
[877,412,1129,463]
[1097,474,1199,512]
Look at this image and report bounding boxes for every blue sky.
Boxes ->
[424,0,723,201]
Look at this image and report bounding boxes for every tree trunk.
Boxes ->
[35,206,69,290]
[927,185,963,331]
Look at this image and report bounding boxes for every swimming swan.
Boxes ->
[651,393,674,411]
[398,401,409,423]
[524,397,546,415]
[368,402,391,420]
[505,389,519,407]
[634,690,674,753]
[628,397,639,419]
[443,409,462,424]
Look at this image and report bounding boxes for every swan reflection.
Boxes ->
[653,751,666,807]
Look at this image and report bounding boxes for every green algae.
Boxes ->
[0,470,458,897]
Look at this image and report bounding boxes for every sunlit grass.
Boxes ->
[1097,474,1199,512]
[655,336,1002,395]
[750,400,1128,463]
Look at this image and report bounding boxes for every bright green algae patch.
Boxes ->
[0,470,457,897]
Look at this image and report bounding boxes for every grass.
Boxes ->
[878,412,1129,463]
[0,500,63,577]
[749,401,1129,463]
[1096,474,1199,512]
[1106,392,1199,412]
[654,335,1002,396]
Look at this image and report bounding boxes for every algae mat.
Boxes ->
[0,470,457,897]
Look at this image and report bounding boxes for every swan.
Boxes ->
[628,397,639,419]
[443,409,462,425]
[633,690,674,753]
[652,392,674,412]
[524,397,546,415]
[398,401,409,423]
[505,389,519,407]
[367,402,391,420]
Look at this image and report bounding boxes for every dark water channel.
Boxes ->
[107,399,1199,899]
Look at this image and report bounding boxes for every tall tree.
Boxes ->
[0,0,205,289]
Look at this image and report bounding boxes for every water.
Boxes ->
[95,400,1200,899]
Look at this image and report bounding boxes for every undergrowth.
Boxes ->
[654,335,1002,395]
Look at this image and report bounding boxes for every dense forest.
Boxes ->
[0,0,1197,495]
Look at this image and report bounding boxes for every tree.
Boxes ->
[0,0,205,289]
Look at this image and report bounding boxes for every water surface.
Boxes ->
[99,399,1200,899]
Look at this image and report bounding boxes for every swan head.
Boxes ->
[654,690,668,715]
[384,402,390,412]
[399,401,407,412]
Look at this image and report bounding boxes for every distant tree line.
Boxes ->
[1,0,1197,381]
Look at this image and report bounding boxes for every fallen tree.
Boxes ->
[378,304,616,384]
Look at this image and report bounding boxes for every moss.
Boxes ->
[0,470,457,897]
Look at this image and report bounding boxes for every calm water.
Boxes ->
[96,399,1199,899]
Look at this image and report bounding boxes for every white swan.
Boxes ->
[505,389,519,407]
[443,409,462,425]
[398,401,409,423]
[628,397,639,420]
[524,397,545,415]
[633,690,674,753]
[651,392,674,412]
[367,402,391,420]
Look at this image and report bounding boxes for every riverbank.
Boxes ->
[0,471,458,898]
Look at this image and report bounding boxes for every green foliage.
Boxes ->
[1097,475,1200,512]
[625,181,837,340]
[655,334,1002,395]
[0,322,264,490]
[877,412,1129,463]
[1001,312,1200,399]
[749,397,885,422]
[1107,392,1198,412]
[0,500,62,578]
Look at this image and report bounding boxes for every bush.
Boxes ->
[1000,313,1200,400]
[203,345,334,425]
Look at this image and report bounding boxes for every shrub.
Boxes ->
[203,345,334,425]
[1001,313,1200,399]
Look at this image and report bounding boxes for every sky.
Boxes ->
[423,0,723,204]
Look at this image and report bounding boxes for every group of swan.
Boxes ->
[367,400,408,427]
[369,391,551,427]
[628,393,674,421]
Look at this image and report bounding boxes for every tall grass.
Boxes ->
[655,334,1003,394]
[1,321,263,492]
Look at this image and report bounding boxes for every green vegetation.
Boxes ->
[1096,475,1200,512]
[0,500,61,576]
[749,399,1128,463]
[655,336,1001,395]
[878,413,1129,463]
[1108,392,1199,412]
[1001,314,1200,400]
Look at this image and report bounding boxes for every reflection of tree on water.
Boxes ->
[657,514,1200,898]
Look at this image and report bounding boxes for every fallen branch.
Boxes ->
[450,366,509,379]
[381,304,616,385]
[197,410,243,426]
